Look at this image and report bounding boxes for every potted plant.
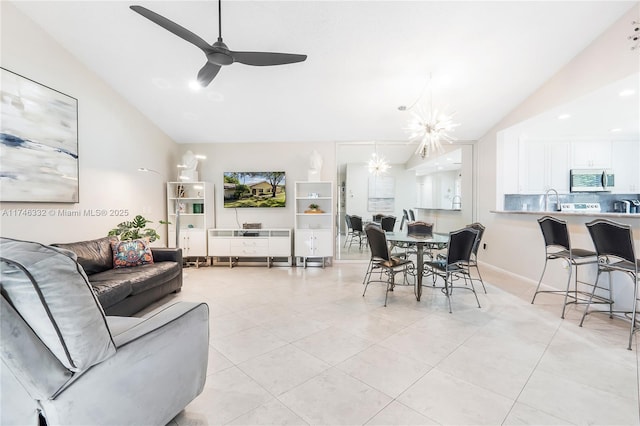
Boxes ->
[306,203,323,213]
[108,215,169,242]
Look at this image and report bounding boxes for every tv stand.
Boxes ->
[207,229,292,268]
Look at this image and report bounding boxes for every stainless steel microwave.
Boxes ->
[570,169,615,192]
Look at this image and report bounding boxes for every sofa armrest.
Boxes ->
[110,302,205,347]
[42,302,209,426]
[151,247,182,264]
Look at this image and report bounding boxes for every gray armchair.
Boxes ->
[0,238,209,426]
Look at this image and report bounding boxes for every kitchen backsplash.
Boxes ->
[504,193,640,213]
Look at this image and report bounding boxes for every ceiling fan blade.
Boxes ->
[231,51,307,66]
[197,62,222,87]
[130,6,212,53]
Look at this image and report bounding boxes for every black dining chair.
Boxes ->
[372,213,384,223]
[580,219,639,350]
[409,209,416,221]
[380,215,396,232]
[343,214,354,248]
[404,221,435,259]
[407,221,433,237]
[348,215,366,250]
[531,216,605,319]
[362,224,414,307]
[423,227,481,313]
[400,209,410,231]
[465,222,487,294]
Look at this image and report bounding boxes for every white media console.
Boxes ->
[207,229,292,268]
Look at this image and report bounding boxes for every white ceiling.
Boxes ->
[504,72,640,141]
[10,0,636,146]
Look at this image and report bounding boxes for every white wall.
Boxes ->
[477,3,640,297]
[177,142,335,230]
[344,162,416,231]
[0,3,179,244]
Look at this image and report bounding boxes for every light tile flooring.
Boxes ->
[146,261,640,425]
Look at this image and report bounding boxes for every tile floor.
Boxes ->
[145,261,640,425]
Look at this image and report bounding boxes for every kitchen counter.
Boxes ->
[415,208,461,212]
[491,210,640,218]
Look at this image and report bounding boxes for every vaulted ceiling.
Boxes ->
[10,1,636,146]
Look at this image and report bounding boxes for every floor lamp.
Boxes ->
[138,168,180,248]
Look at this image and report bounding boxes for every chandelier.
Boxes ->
[403,74,460,158]
[368,152,391,175]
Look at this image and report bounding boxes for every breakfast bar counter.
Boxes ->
[491,210,640,218]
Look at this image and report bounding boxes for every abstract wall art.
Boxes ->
[0,68,79,202]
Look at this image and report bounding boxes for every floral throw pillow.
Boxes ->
[111,239,154,268]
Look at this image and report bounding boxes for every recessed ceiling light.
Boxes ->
[557,114,571,120]
[610,128,622,132]
[619,89,635,97]
[398,105,407,111]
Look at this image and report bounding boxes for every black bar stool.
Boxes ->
[531,216,606,319]
[580,219,640,350]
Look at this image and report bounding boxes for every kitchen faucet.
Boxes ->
[451,195,462,209]
[544,188,560,211]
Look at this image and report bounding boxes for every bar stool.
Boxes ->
[580,219,640,350]
[531,216,604,319]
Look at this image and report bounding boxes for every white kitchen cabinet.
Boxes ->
[294,181,334,266]
[611,140,640,193]
[518,140,569,193]
[167,181,214,259]
[571,141,612,169]
[501,139,520,194]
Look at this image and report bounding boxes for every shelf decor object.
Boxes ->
[0,68,79,202]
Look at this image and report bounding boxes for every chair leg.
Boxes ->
[531,258,550,304]
[384,271,394,307]
[362,261,374,286]
[466,273,481,308]
[473,264,487,293]
[362,278,370,297]
[628,277,639,350]
[560,259,574,319]
[343,233,351,248]
[444,273,453,314]
[579,270,603,327]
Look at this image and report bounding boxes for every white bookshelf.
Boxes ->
[294,181,334,267]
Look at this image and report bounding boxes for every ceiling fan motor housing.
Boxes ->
[208,40,234,65]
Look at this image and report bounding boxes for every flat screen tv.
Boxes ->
[223,172,286,208]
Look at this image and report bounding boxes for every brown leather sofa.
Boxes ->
[52,236,182,316]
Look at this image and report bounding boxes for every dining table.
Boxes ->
[385,231,449,301]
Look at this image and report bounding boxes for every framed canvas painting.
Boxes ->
[0,68,79,202]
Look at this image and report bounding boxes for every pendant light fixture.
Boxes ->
[368,142,391,175]
[403,73,460,158]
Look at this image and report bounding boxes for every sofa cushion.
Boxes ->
[89,261,180,298]
[110,239,154,269]
[0,238,116,372]
[52,236,114,275]
[88,277,134,310]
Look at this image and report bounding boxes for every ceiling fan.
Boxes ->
[130,1,307,87]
